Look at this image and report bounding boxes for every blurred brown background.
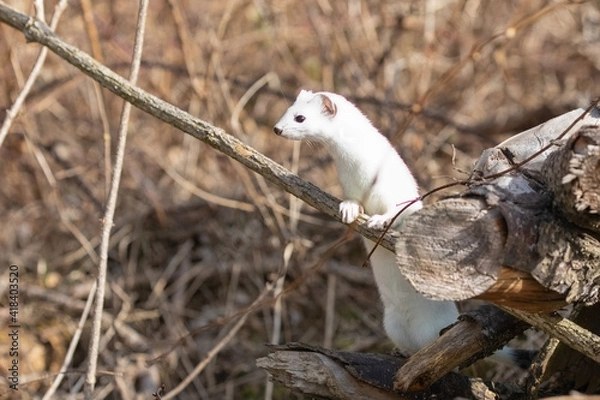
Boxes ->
[0,0,599,398]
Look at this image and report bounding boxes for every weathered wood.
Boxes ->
[393,113,600,393]
[543,304,600,394]
[392,296,600,391]
[393,305,529,392]
[258,343,405,400]
[533,221,600,305]
[395,195,577,310]
[526,336,561,398]
[396,197,504,301]
[257,342,524,400]
[396,111,600,309]
[476,267,567,312]
[543,125,600,232]
[258,351,401,400]
[497,306,600,365]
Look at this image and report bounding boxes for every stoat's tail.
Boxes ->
[491,347,537,369]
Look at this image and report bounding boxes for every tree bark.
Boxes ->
[396,112,600,310]
[257,342,524,400]
[543,125,600,232]
[393,305,529,392]
[542,303,600,394]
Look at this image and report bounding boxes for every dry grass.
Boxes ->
[0,0,598,398]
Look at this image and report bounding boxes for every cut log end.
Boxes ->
[476,267,567,312]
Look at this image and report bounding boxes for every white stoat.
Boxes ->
[273,89,459,355]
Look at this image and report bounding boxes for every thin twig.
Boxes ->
[499,305,600,364]
[230,71,279,137]
[323,273,337,348]
[161,283,274,400]
[83,0,149,397]
[166,0,204,98]
[0,3,396,251]
[391,0,582,143]
[0,0,68,148]
[42,281,97,400]
[79,0,112,197]
[147,147,256,212]
[265,242,294,400]
[147,231,353,367]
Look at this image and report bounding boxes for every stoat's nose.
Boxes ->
[273,126,282,135]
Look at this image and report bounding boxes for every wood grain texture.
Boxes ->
[395,114,600,311]
[257,342,521,400]
[396,198,504,301]
[393,305,529,392]
[543,125,600,232]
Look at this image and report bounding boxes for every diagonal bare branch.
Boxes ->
[0,1,396,251]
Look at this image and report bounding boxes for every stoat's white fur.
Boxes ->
[274,90,459,355]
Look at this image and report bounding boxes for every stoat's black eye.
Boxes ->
[294,115,306,123]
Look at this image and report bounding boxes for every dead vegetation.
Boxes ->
[0,0,599,398]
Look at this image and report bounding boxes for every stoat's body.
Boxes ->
[273,90,459,355]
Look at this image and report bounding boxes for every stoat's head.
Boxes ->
[273,89,338,141]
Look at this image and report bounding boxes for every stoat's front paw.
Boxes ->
[367,214,391,230]
[339,201,362,224]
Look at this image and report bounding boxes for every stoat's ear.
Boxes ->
[319,94,337,118]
